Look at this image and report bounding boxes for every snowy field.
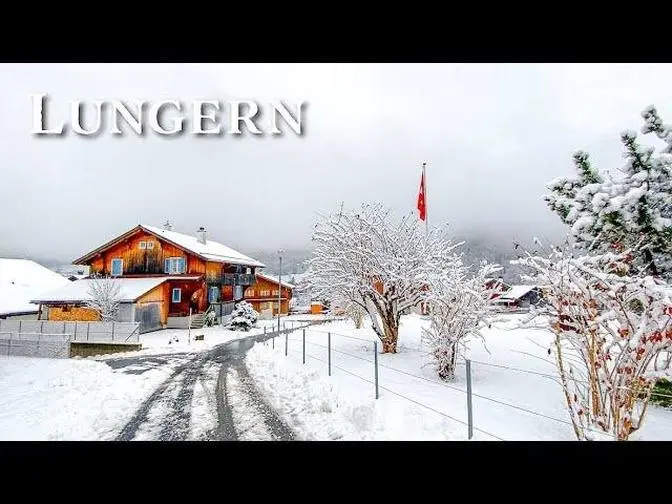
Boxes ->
[245,314,672,441]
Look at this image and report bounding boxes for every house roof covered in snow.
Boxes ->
[0,259,71,316]
[497,285,537,301]
[30,276,200,304]
[256,272,295,289]
[73,224,265,268]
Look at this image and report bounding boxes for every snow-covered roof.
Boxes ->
[73,224,265,268]
[256,272,295,289]
[142,225,265,268]
[30,276,197,304]
[0,259,71,315]
[498,285,537,301]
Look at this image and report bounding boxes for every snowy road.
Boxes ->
[107,326,312,441]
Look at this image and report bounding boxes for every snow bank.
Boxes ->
[0,355,179,440]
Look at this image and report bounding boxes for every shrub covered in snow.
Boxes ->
[226,301,259,332]
[203,310,217,327]
[515,244,672,441]
[422,260,500,379]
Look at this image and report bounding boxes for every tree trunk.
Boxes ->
[381,322,398,353]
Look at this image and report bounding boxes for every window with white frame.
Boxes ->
[164,257,186,274]
[260,290,270,297]
[146,241,155,250]
[172,288,182,303]
[209,286,219,303]
[245,289,255,298]
[272,289,279,296]
[139,241,147,249]
[111,258,123,276]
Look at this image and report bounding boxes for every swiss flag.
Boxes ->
[417,171,426,221]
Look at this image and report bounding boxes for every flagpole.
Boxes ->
[422,162,428,235]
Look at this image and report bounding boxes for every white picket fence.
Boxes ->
[0,320,140,344]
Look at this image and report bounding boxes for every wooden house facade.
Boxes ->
[34,224,265,331]
[243,272,294,315]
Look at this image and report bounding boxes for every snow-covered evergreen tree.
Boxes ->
[422,260,501,379]
[544,105,672,280]
[226,301,259,331]
[307,202,461,353]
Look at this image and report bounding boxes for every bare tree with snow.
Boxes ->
[422,260,501,379]
[85,274,122,322]
[307,202,460,353]
[515,243,672,440]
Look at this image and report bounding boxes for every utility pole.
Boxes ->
[277,249,284,333]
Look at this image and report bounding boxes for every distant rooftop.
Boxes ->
[0,258,71,315]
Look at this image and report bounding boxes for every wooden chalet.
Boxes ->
[243,272,294,316]
[33,223,265,332]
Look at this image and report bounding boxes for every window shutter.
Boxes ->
[179,257,186,273]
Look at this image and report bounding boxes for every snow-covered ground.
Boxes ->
[0,354,182,440]
[0,318,289,441]
[245,314,672,441]
[125,319,279,357]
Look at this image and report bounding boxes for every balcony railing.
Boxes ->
[206,273,256,286]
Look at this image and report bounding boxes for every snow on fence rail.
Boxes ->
[261,327,671,441]
[0,320,140,344]
[0,332,71,359]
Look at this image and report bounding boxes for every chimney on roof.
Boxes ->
[197,226,207,245]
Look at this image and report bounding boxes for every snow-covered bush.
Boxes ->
[307,202,460,353]
[345,301,367,329]
[515,244,672,440]
[203,309,217,327]
[85,274,122,321]
[226,301,259,331]
[422,260,500,380]
[544,105,672,280]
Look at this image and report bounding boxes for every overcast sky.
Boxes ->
[1,63,671,263]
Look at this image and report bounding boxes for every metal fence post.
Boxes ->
[285,332,288,356]
[328,332,331,376]
[86,323,90,342]
[466,359,474,440]
[302,329,306,364]
[374,340,379,399]
[7,335,11,356]
[18,320,22,333]
[112,322,115,342]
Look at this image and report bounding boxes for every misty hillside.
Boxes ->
[251,235,536,285]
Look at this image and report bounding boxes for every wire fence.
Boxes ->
[257,326,672,441]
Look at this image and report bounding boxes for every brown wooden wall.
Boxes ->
[48,306,100,321]
[86,229,206,276]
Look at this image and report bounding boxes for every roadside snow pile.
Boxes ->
[246,342,467,440]
[0,355,177,440]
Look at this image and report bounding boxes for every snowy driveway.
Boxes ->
[104,325,316,441]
